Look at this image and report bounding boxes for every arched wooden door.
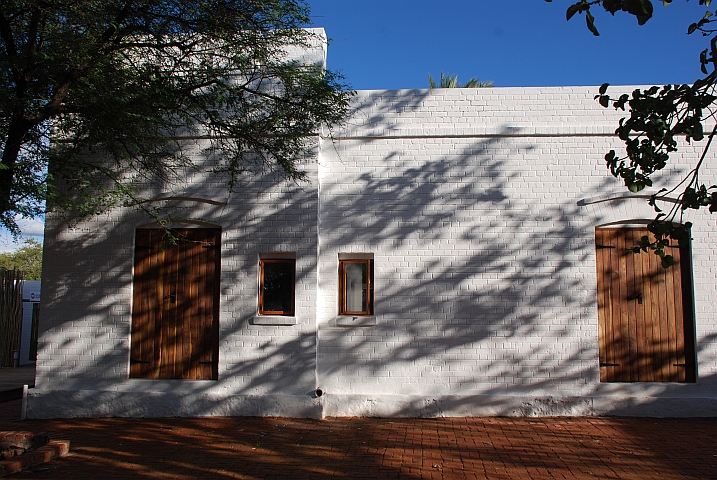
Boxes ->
[595,228,695,382]
[130,228,220,380]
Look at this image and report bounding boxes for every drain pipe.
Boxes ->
[21,384,28,420]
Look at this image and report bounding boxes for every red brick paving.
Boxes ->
[0,431,69,477]
[1,399,716,479]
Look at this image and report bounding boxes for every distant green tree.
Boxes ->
[0,238,42,280]
[428,72,493,88]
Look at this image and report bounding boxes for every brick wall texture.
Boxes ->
[28,85,717,418]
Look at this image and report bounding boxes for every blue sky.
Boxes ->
[309,0,708,89]
[0,1,708,251]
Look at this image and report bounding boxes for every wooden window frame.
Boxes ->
[259,258,296,316]
[339,259,373,316]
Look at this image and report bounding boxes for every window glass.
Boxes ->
[339,259,373,315]
[345,262,367,312]
[260,259,295,315]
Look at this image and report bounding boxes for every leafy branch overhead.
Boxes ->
[0,1,353,234]
[548,0,717,267]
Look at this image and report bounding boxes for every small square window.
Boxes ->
[259,258,295,315]
[339,259,373,315]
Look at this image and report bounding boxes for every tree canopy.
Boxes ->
[548,0,717,266]
[0,237,42,279]
[428,72,493,88]
[0,0,352,234]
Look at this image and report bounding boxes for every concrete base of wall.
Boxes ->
[322,394,717,418]
[25,390,324,419]
[26,390,717,418]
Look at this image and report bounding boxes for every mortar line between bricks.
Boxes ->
[324,132,617,140]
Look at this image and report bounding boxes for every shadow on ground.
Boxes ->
[2,399,717,479]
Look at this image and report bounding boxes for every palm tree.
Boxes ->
[428,72,493,88]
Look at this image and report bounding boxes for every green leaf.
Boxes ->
[599,83,610,95]
[603,0,622,13]
[628,181,646,192]
[622,0,654,24]
[693,121,704,141]
[586,10,600,35]
[566,4,582,21]
[661,255,675,268]
[599,95,610,108]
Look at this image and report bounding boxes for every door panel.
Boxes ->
[130,228,220,380]
[595,228,695,383]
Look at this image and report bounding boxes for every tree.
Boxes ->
[0,238,42,279]
[0,0,352,234]
[428,72,493,88]
[548,0,717,267]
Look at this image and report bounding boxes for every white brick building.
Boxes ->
[26,32,717,418]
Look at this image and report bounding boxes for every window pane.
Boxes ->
[345,262,367,312]
[262,261,294,314]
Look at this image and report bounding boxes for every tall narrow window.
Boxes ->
[339,259,373,315]
[259,258,295,315]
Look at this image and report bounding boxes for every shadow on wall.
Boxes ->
[316,126,609,415]
[318,96,710,416]
[34,89,709,417]
[37,131,334,405]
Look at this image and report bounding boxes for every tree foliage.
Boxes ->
[0,238,42,279]
[428,72,493,88]
[0,0,352,234]
[547,0,717,267]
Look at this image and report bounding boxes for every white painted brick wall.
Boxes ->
[37,158,321,399]
[318,87,717,412]
[30,84,717,418]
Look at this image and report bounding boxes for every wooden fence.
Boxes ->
[0,269,24,367]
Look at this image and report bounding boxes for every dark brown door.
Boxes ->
[595,228,695,382]
[130,228,220,380]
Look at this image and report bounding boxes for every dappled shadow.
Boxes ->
[316,124,600,414]
[35,141,327,406]
[4,399,717,479]
[30,86,717,422]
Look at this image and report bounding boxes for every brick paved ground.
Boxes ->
[1,399,716,479]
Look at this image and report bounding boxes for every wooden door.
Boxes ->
[595,228,695,382]
[130,228,220,380]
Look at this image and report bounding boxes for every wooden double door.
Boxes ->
[130,228,220,380]
[595,228,695,382]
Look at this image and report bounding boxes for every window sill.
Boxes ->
[335,315,376,327]
[252,315,297,326]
